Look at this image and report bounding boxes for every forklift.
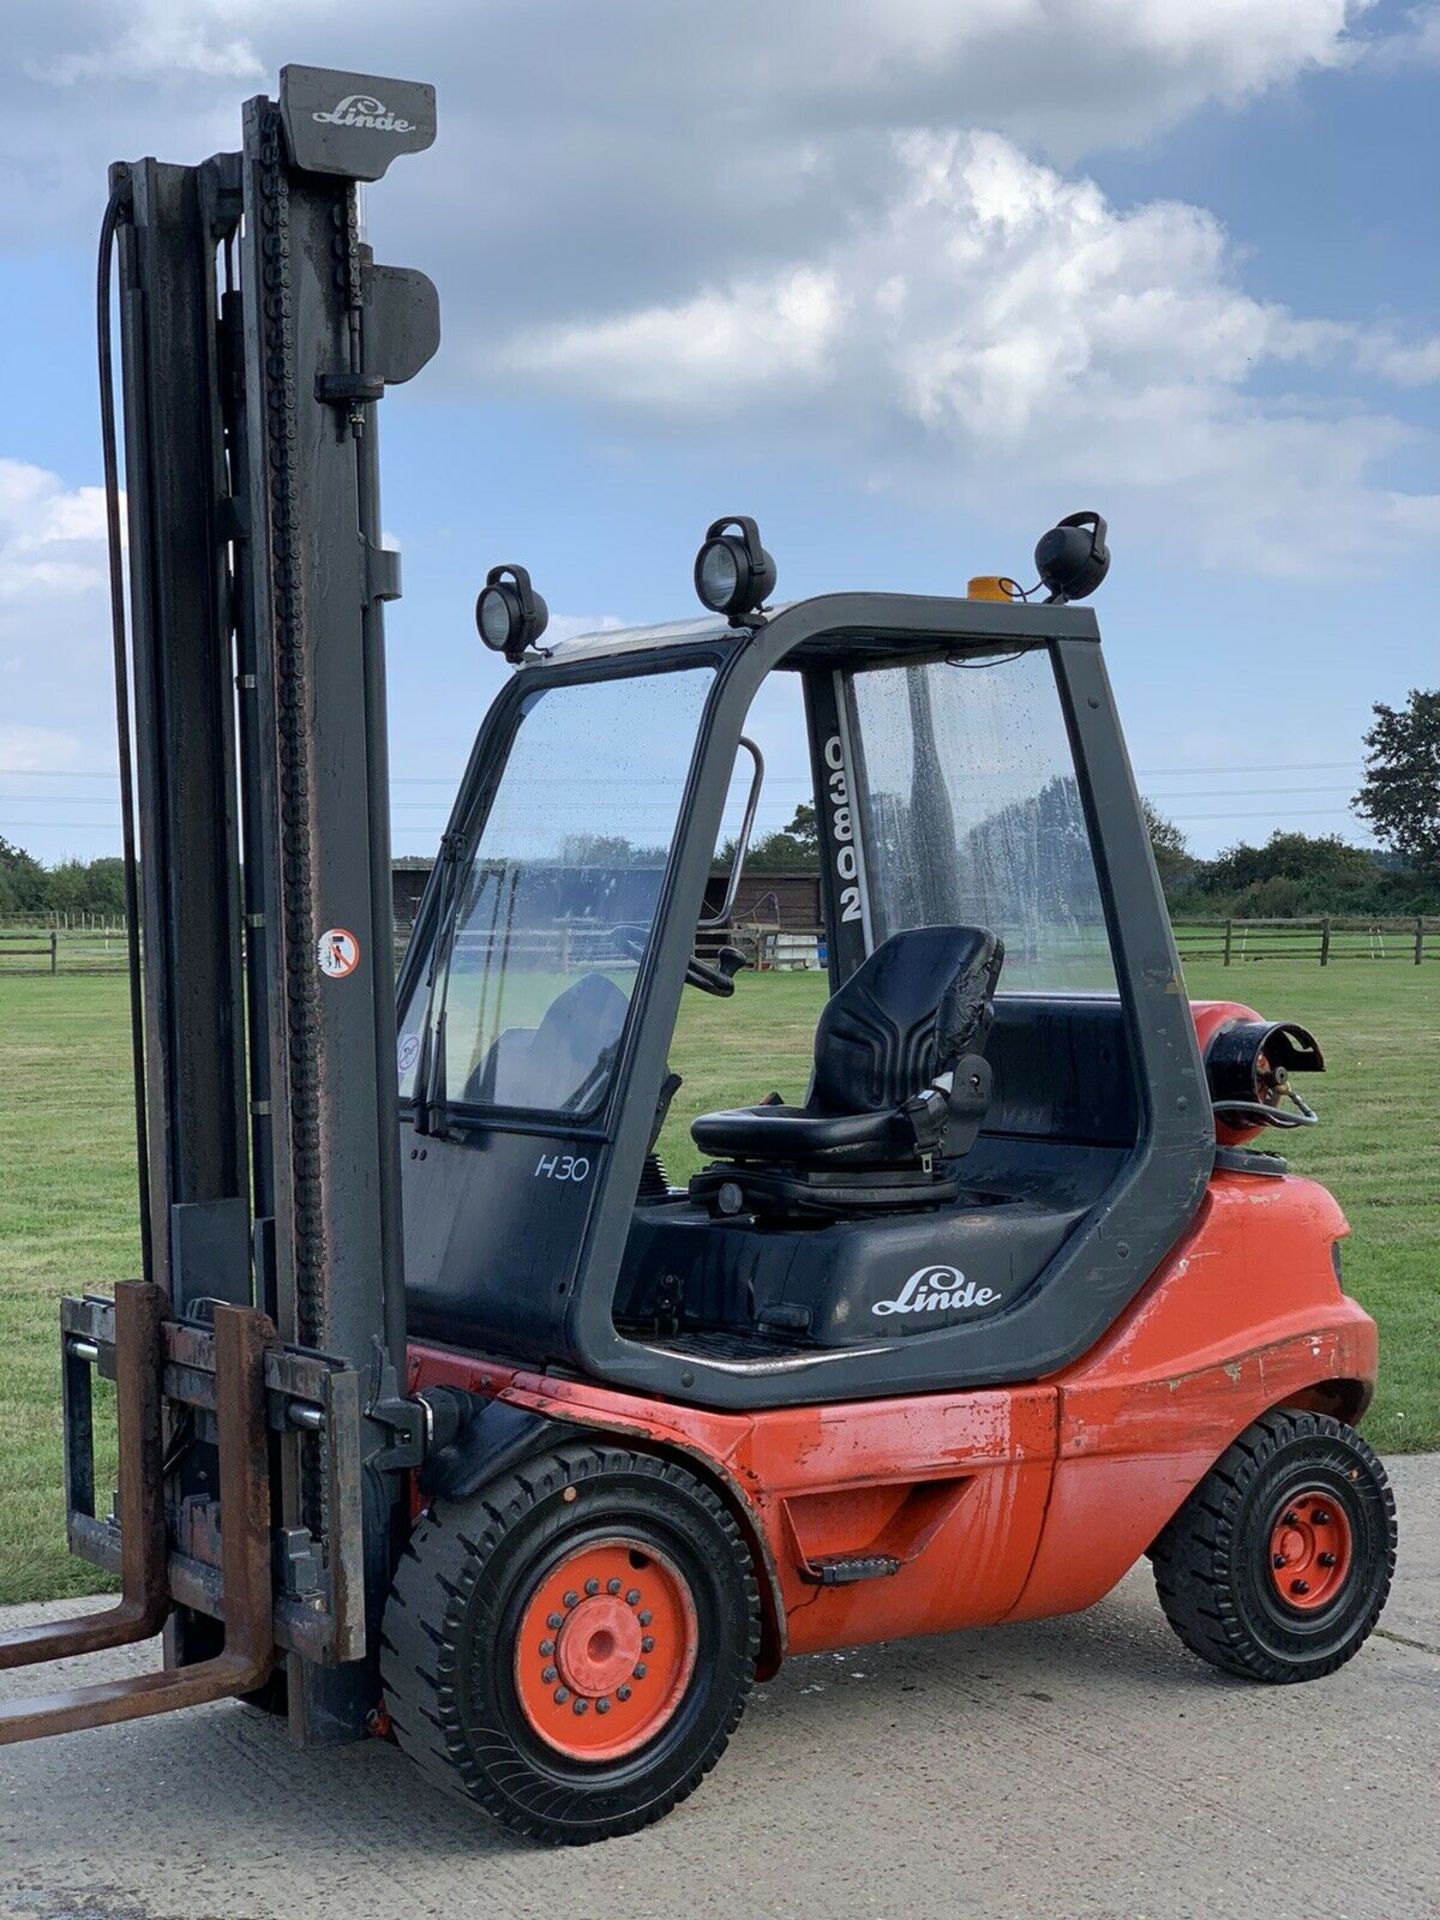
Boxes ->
[0,68,1397,1846]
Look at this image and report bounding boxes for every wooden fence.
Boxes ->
[11,913,1440,980]
[0,930,59,973]
[0,927,129,975]
[1171,917,1438,966]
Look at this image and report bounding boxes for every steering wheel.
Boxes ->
[614,925,752,999]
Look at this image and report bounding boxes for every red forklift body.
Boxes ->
[409,1158,1371,1670]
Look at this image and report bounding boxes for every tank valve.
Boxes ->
[1205,1019,1324,1133]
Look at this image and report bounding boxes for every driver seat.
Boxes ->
[689,925,1003,1219]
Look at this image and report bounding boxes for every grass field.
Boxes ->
[1,961,1435,1606]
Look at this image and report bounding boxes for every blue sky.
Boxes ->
[2,1,1437,865]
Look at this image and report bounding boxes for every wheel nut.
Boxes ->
[542,1665,557,1683]
[1291,1579,1310,1596]
[547,1613,563,1630]
[596,1698,611,1715]
[1318,1552,1337,1568]
[573,1698,588,1715]
[638,1610,653,1627]
[585,1578,600,1596]
[641,1636,655,1653]
[617,1685,632,1702]
[554,1686,570,1704]
[608,1578,622,1595]
[1282,1511,1299,1528]
[1272,1553,1287,1568]
[633,1663,647,1680]
[539,1638,555,1656]
[563,1590,579,1608]
[1313,1510,1332,1526]
[626,1589,641,1606]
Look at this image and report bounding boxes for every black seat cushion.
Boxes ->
[691,926,1002,1169]
[689,1100,930,1165]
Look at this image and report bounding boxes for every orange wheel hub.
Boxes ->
[1267,1491,1353,1611]
[513,1538,698,1761]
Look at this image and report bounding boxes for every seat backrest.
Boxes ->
[811,926,1003,1115]
[468,970,629,1110]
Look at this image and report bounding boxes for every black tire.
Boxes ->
[1151,1409,1396,1684]
[381,1441,760,1845]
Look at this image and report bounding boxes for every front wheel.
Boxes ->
[1151,1409,1396,1684]
[381,1443,760,1845]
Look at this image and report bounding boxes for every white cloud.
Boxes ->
[0,462,114,823]
[25,2,265,87]
[0,0,1376,255]
[506,131,1440,575]
[1359,3,1440,65]
[1,1,1435,590]
[1355,334,1440,385]
[510,269,847,410]
[0,458,109,600]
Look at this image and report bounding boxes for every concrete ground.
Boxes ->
[1,1456,1434,1920]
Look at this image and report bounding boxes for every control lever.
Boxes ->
[615,922,751,998]
[686,945,751,998]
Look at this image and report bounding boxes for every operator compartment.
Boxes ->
[398,578,1209,1402]
[614,992,1138,1353]
[614,636,1145,1360]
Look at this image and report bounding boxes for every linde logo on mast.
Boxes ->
[313,94,416,133]
[872,1265,1001,1317]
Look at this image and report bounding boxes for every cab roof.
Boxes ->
[530,593,1101,672]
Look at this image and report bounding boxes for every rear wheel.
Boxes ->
[381,1442,760,1845]
[1151,1409,1396,1683]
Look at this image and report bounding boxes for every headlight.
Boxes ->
[698,540,741,609]
[693,516,777,624]
[475,563,549,662]
[1033,511,1109,604]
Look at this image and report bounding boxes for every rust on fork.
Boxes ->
[0,1292,277,1744]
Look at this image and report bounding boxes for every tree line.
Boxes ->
[0,839,127,919]
[8,689,1438,923]
[1149,686,1440,917]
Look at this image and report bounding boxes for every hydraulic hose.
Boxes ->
[97,174,153,1279]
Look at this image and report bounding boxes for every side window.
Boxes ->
[700,673,818,967]
[848,650,1116,992]
[397,666,715,1115]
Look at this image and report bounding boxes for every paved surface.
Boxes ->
[1,1455,1435,1920]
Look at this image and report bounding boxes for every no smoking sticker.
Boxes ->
[318,927,361,979]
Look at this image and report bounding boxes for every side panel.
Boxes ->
[402,1126,598,1358]
[1008,1173,1373,1620]
[408,1338,1057,1655]
[741,1395,1056,1651]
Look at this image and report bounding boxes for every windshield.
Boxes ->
[848,648,1116,992]
[399,665,715,1115]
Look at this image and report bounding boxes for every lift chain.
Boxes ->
[256,106,327,1354]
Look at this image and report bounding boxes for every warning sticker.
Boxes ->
[397,1031,421,1075]
[318,927,361,979]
